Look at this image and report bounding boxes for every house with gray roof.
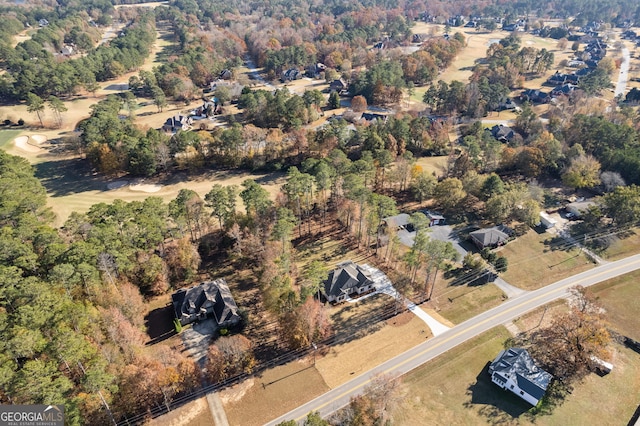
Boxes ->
[469,225,512,249]
[566,200,596,218]
[489,347,553,406]
[323,261,375,303]
[172,279,241,327]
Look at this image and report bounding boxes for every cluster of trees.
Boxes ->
[238,87,325,130]
[0,12,156,100]
[515,286,611,392]
[0,150,209,423]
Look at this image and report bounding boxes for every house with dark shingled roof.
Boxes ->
[323,261,375,303]
[172,279,241,327]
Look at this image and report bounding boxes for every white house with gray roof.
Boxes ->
[489,347,553,406]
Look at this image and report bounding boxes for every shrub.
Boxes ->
[173,318,182,333]
[219,328,229,336]
[17,119,24,126]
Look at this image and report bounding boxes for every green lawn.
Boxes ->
[395,326,640,426]
[0,129,22,150]
[500,230,595,290]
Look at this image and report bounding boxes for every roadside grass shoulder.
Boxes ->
[591,269,640,341]
[500,230,594,290]
[600,228,640,261]
[433,282,506,324]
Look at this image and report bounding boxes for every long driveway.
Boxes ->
[615,46,631,97]
[265,254,640,425]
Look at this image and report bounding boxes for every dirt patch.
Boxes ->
[387,310,413,327]
[218,378,255,404]
[13,136,41,153]
[148,397,213,426]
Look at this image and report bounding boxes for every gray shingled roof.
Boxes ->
[172,279,239,325]
[324,261,374,299]
[489,347,553,402]
[469,225,511,247]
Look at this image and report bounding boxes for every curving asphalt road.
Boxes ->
[265,254,640,425]
[615,46,631,97]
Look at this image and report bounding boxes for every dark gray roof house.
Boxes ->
[489,347,553,406]
[490,124,517,143]
[329,78,347,93]
[323,261,375,303]
[469,225,512,249]
[172,279,241,327]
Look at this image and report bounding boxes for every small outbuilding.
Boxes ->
[539,212,557,229]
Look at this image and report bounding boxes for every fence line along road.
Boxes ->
[265,254,640,425]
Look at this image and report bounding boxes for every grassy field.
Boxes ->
[433,283,506,324]
[415,155,448,178]
[500,230,595,290]
[599,228,640,261]
[394,325,640,426]
[591,269,640,341]
[0,129,22,150]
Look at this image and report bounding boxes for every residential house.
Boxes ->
[373,41,385,50]
[38,18,49,27]
[568,59,586,68]
[447,15,464,27]
[172,279,241,327]
[60,45,74,56]
[497,99,518,111]
[546,72,569,86]
[464,21,477,28]
[219,69,232,80]
[323,261,376,303]
[551,84,577,97]
[162,115,193,133]
[520,89,549,104]
[566,200,596,218]
[329,78,348,94]
[412,34,426,43]
[469,225,512,249]
[307,63,326,78]
[281,68,303,82]
[490,124,517,143]
[489,347,553,406]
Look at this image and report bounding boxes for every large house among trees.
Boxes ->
[172,279,241,327]
[489,347,553,406]
[323,261,375,303]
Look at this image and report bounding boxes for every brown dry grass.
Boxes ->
[591,269,640,341]
[500,230,595,290]
[315,312,430,388]
[414,155,448,178]
[394,324,640,426]
[148,397,214,426]
[223,360,330,426]
[432,283,506,324]
[512,300,569,333]
[600,228,640,261]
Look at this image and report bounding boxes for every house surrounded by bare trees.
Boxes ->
[172,279,241,327]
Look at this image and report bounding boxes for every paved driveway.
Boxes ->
[425,225,468,259]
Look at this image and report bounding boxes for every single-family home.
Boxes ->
[329,79,348,94]
[497,99,518,111]
[551,83,577,97]
[469,225,512,249]
[566,200,596,218]
[281,68,303,82]
[520,89,550,104]
[490,124,517,143]
[38,18,49,27]
[361,112,389,123]
[489,347,553,406]
[60,45,74,56]
[172,279,241,327]
[219,69,232,80]
[162,115,193,133]
[323,261,375,303]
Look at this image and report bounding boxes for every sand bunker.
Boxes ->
[13,136,41,153]
[30,134,48,145]
[107,180,129,190]
[129,181,163,193]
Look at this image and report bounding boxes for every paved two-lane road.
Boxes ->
[266,254,640,425]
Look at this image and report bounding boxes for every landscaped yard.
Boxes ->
[394,326,640,426]
[500,230,595,290]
